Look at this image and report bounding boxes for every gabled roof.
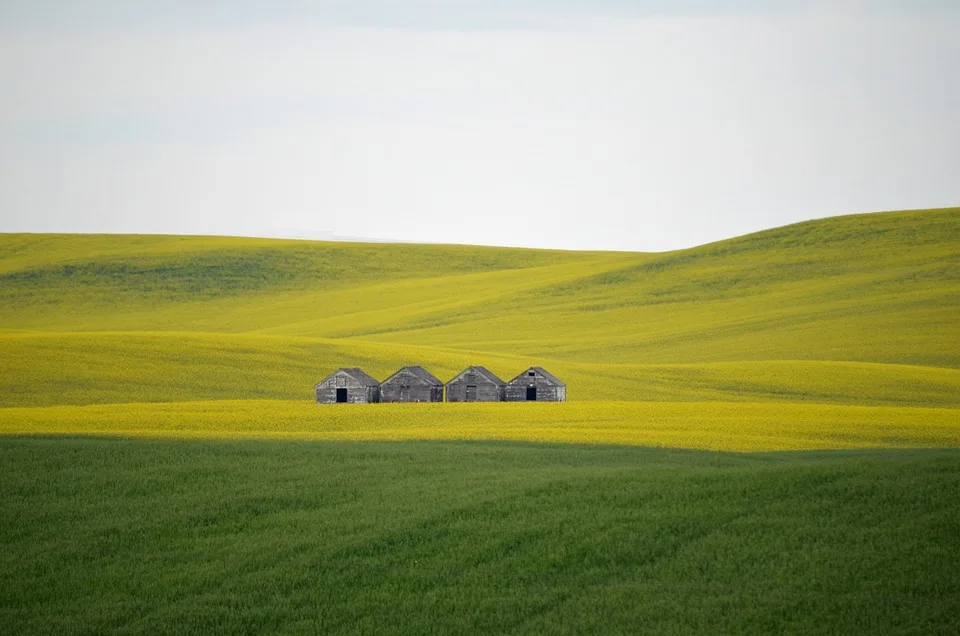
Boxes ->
[446,366,506,386]
[382,365,443,386]
[508,366,566,387]
[315,367,380,388]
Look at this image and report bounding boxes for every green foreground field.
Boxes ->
[3,438,958,635]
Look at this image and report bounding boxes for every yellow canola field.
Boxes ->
[2,209,957,369]
[2,400,957,452]
[2,209,957,452]
[3,331,958,408]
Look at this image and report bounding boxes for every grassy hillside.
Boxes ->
[1,207,958,421]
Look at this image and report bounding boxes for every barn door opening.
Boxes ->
[336,388,348,403]
[465,385,478,401]
[526,386,537,401]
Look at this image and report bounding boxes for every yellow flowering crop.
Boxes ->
[1,208,957,453]
[1,400,957,452]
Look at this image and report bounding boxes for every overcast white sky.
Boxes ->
[1,1,958,251]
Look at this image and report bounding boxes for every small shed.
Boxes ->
[315,368,381,404]
[505,367,566,402]
[446,366,506,402]
[380,366,444,403]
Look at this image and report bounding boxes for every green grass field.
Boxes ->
[3,439,959,635]
[1,207,959,632]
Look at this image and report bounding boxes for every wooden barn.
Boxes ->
[445,366,506,402]
[505,367,566,402]
[315,368,381,404]
[380,366,444,403]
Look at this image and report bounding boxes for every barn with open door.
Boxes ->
[505,367,566,402]
[314,368,381,404]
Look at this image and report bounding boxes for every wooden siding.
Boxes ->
[380,369,443,403]
[316,371,380,404]
[446,372,504,402]
[504,369,566,402]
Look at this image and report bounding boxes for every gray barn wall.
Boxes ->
[446,377,504,402]
[504,374,566,402]
[316,373,380,404]
[380,371,443,402]
[380,384,443,402]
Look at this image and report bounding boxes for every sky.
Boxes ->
[1,1,958,251]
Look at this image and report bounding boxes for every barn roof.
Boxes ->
[447,366,506,386]
[345,368,382,386]
[383,365,443,386]
[508,366,566,387]
[316,367,380,387]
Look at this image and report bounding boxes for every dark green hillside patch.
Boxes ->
[0,235,576,306]
[1,439,958,635]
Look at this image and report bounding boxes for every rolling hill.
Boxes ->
[0,207,957,417]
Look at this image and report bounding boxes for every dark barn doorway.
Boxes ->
[336,388,348,403]
[466,385,478,401]
[526,386,537,401]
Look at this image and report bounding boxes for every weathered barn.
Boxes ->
[505,367,566,402]
[315,368,381,404]
[445,366,506,402]
[380,366,444,403]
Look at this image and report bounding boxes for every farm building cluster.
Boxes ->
[315,366,566,403]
